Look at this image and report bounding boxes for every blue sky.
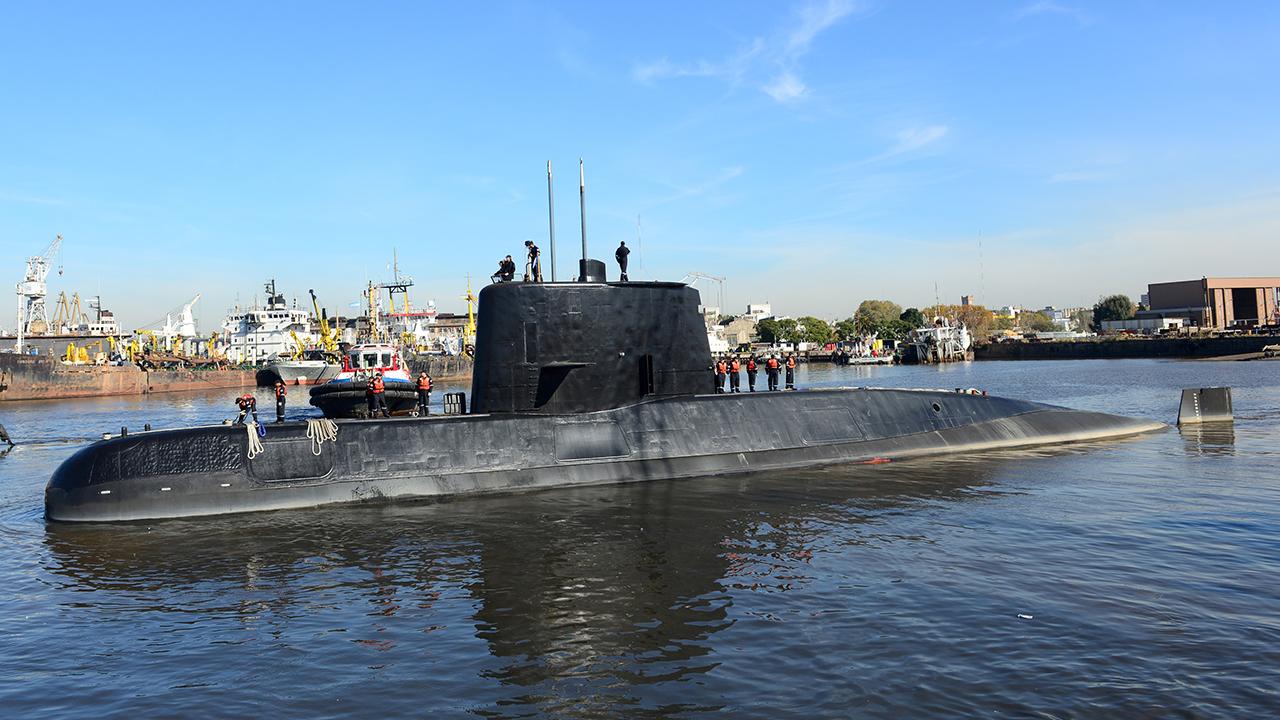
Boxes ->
[2,1,1278,330]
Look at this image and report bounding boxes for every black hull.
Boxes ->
[45,388,1163,522]
[309,381,419,418]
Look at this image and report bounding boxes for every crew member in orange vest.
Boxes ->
[415,370,433,416]
[234,393,259,425]
[714,358,727,393]
[273,380,287,423]
[728,356,741,393]
[746,356,758,392]
[367,372,390,418]
[785,353,797,390]
[765,355,781,391]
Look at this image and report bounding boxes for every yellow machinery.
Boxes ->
[288,330,307,360]
[308,289,338,352]
[461,276,477,343]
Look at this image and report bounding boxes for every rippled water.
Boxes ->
[1,360,1278,717]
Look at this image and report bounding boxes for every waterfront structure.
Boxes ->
[1142,277,1280,329]
[220,281,314,364]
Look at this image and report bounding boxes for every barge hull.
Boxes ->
[2,354,256,402]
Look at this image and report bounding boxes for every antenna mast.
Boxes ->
[547,161,557,282]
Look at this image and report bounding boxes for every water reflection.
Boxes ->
[41,455,1015,713]
[1179,422,1237,456]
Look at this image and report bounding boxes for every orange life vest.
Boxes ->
[372,377,385,394]
[747,359,757,371]
[766,358,779,370]
[786,356,796,369]
[715,361,726,374]
[730,359,740,373]
[274,385,286,398]
[237,394,255,409]
[416,375,432,391]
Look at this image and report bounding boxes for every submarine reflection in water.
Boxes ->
[45,270,1164,522]
[41,455,1039,696]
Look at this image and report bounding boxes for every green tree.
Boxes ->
[796,316,834,345]
[899,307,925,328]
[1092,294,1135,328]
[756,317,799,344]
[1071,308,1093,332]
[923,303,996,341]
[854,300,903,335]
[1019,311,1056,332]
[834,317,859,341]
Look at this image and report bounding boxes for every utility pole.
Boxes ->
[547,161,557,282]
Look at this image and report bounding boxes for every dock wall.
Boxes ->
[974,335,1280,361]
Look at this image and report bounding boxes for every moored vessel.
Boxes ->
[45,263,1164,523]
[308,343,417,418]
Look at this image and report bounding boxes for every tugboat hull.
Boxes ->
[309,380,419,418]
[45,388,1163,522]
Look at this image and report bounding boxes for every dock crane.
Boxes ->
[15,234,63,350]
[309,289,338,353]
[680,272,726,318]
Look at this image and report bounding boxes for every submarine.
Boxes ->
[45,259,1163,522]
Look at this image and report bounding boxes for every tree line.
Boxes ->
[749,294,1139,345]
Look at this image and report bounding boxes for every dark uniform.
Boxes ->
[714,359,727,393]
[746,357,758,392]
[785,355,797,390]
[274,382,287,423]
[728,357,741,393]
[492,255,516,283]
[416,372,433,416]
[235,393,259,424]
[766,356,780,392]
[615,241,630,281]
[524,241,543,282]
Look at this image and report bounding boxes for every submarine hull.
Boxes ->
[45,387,1163,523]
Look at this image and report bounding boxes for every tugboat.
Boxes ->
[307,343,417,418]
[44,258,1165,523]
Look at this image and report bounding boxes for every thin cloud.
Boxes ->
[1015,1,1093,25]
[632,0,859,103]
[890,125,949,155]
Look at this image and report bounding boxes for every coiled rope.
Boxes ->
[246,421,265,459]
[306,418,339,455]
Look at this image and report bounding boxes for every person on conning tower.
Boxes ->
[615,241,630,281]
[492,255,516,283]
[523,241,543,282]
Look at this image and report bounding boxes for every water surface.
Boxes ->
[1,359,1277,717]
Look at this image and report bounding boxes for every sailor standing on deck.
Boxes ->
[415,370,433,416]
[366,372,390,418]
[746,356,758,392]
[714,357,727,393]
[273,380,287,423]
[523,241,543,282]
[785,353,797,390]
[615,241,630,281]
[728,356,741,393]
[765,355,780,391]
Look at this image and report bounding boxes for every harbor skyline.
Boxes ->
[3,1,1279,330]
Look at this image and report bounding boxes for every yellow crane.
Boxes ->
[308,289,338,352]
[288,330,307,360]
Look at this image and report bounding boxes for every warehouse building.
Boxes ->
[1141,277,1280,329]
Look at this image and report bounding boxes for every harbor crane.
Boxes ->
[15,234,63,350]
[680,271,726,318]
[309,289,339,353]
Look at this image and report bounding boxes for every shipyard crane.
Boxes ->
[680,272,726,319]
[15,234,63,349]
[308,289,339,353]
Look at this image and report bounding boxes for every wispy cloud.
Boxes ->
[889,125,949,155]
[649,166,746,208]
[1014,1,1093,25]
[632,0,860,103]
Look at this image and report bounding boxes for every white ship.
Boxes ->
[905,318,973,364]
[265,349,341,385]
[219,280,315,365]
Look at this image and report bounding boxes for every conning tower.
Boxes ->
[470,272,711,414]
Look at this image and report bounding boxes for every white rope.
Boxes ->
[306,418,339,455]
[246,421,265,459]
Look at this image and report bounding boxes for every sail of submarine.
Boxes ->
[43,165,1163,522]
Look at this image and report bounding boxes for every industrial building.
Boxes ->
[1141,277,1280,329]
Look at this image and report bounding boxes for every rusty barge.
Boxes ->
[0,353,257,402]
